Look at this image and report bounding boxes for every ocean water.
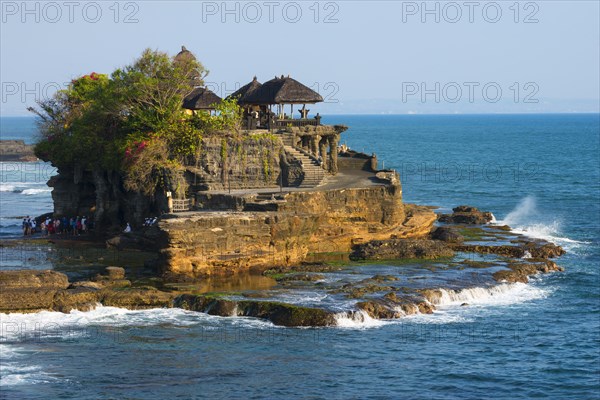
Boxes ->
[1,114,599,399]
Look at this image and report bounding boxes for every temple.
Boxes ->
[164,46,369,213]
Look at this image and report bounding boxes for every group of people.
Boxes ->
[22,215,93,236]
[21,216,37,236]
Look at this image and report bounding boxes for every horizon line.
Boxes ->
[1,111,599,118]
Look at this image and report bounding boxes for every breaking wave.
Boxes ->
[428,283,549,308]
[21,188,52,195]
[494,196,588,251]
[334,310,388,329]
[0,182,50,195]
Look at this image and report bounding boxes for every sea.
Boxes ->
[0,114,599,399]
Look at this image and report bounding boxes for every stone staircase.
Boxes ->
[283,145,326,188]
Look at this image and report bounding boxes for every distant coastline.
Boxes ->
[0,139,37,162]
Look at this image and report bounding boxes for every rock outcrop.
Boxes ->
[0,267,172,313]
[430,226,464,243]
[157,184,431,276]
[0,270,70,312]
[493,260,564,283]
[350,239,454,261]
[438,206,494,224]
[453,241,565,259]
[174,295,336,327]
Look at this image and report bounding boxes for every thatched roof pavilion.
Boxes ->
[242,75,323,105]
[227,77,263,105]
[174,45,202,84]
[174,45,196,63]
[183,87,222,110]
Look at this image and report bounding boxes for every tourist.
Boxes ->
[124,223,132,233]
[30,219,37,234]
[81,216,87,233]
[22,217,28,236]
[70,218,76,235]
[76,217,82,235]
[26,217,32,235]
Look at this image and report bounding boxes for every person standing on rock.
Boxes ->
[124,223,132,233]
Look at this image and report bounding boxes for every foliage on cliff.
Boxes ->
[30,48,242,196]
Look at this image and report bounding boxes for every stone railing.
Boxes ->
[172,198,193,212]
[272,115,322,129]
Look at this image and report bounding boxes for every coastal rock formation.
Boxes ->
[438,206,494,224]
[430,226,464,243]
[49,167,161,235]
[493,260,564,283]
[157,184,430,276]
[356,297,435,319]
[454,241,565,259]
[45,135,285,234]
[0,140,37,162]
[350,239,454,261]
[174,295,336,327]
[0,270,70,312]
[0,269,175,313]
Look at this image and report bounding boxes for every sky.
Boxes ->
[1,0,599,115]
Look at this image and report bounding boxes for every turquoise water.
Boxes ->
[1,114,599,399]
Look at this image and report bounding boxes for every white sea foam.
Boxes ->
[0,345,55,387]
[0,305,278,344]
[21,188,51,195]
[0,365,55,386]
[332,282,550,328]
[334,310,388,329]
[429,283,548,308]
[0,183,16,192]
[0,181,49,195]
[494,196,589,251]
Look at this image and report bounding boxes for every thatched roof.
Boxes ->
[226,77,262,104]
[183,87,222,110]
[174,45,201,84]
[174,45,196,63]
[242,75,323,105]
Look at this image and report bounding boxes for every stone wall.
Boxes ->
[337,151,378,172]
[185,134,283,191]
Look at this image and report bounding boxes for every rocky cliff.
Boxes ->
[46,134,286,234]
[156,183,436,277]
